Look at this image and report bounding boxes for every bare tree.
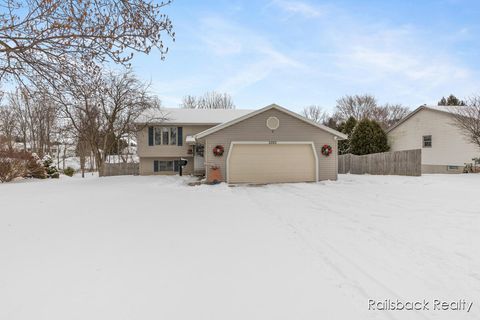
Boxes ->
[56,69,160,175]
[335,94,409,129]
[0,0,174,86]
[3,88,60,157]
[449,96,480,151]
[181,91,235,109]
[0,102,17,150]
[371,104,410,129]
[302,105,327,123]
[181,95,197,109]
[335,94,377,120]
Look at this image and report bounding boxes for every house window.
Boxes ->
[422,135,432,148]
[154,127,162,145]
[159,160,173,171]
[153,127,178,146]
[169,127,177,145]
[154,160,180,172]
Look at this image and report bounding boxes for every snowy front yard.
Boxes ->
[1,174,479,320]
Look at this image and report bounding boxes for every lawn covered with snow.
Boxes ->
[1,174,479,320]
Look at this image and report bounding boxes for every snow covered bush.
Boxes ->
[0,157,25,182]
[63,166,75,177]
[0,148,29,182]
[26,153,47,179]
[43,155,60,179]
[0,148,50,182]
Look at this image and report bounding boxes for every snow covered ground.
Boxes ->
[1,174,479,320]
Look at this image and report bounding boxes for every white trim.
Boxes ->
[194,104,348,140]
[226,141,319,183]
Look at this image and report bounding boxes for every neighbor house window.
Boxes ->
[152,127,179,146]
[422,135,432,148]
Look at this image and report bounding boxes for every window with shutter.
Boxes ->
[148,127,154,146]
[177,127,183,146]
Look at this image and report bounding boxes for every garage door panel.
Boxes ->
[228,143,316,184]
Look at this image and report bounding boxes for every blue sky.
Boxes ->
[131,0,480,113]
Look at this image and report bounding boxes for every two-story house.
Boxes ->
[387,105,479,173]
[136,108,252,176]
[136,104,347,184]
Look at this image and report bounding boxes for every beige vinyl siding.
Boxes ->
[201,108,338,182]
[137,125,212,158]
[388,109,479,166]
[228,143,316,183]
[137,124,213,176]
[139,156,194,175]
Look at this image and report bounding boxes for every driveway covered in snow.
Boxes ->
[1,174,479,320]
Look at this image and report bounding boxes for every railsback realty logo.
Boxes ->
[368,299,474,313]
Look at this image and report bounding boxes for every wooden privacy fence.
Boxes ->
[338,149,421,176]
[100,163,139,177]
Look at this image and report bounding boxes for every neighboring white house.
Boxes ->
[387,105,479,173]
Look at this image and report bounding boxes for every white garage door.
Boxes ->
[227,143,317,184]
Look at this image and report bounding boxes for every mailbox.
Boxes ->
[178,158,188,176]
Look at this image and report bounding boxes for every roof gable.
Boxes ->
[194,104,348,139]
[387,105,456,133]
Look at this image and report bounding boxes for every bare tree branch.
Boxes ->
[0,0,175,86]
[449,96,480,151]
[180,91,235,109]
[301,105,327,124]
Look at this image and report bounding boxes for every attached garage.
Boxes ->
[194,104,347,184]
[227,142,317,184]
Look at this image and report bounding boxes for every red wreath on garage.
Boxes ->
[213,145,224,157]
[321,144,333,156]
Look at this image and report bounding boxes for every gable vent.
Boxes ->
[266,116,280,130]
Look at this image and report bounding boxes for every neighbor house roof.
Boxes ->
[136,108,253,125]
[387,105,461,133]
[194,104,348,140]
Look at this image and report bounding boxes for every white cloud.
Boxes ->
[271,0,324,18]
[218,50,301,94]
[198,18,243,56]
[316,17,480,105]
[141,2,480,110]
[197,16,304,94]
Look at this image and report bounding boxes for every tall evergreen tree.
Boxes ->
[438,94,466,106]
[338,116,357,154]
[350,119,389,155]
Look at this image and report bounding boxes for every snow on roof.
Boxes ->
[136,108,254,125]
[423,105,464,115]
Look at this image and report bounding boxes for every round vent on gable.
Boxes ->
[266,116,280,130]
